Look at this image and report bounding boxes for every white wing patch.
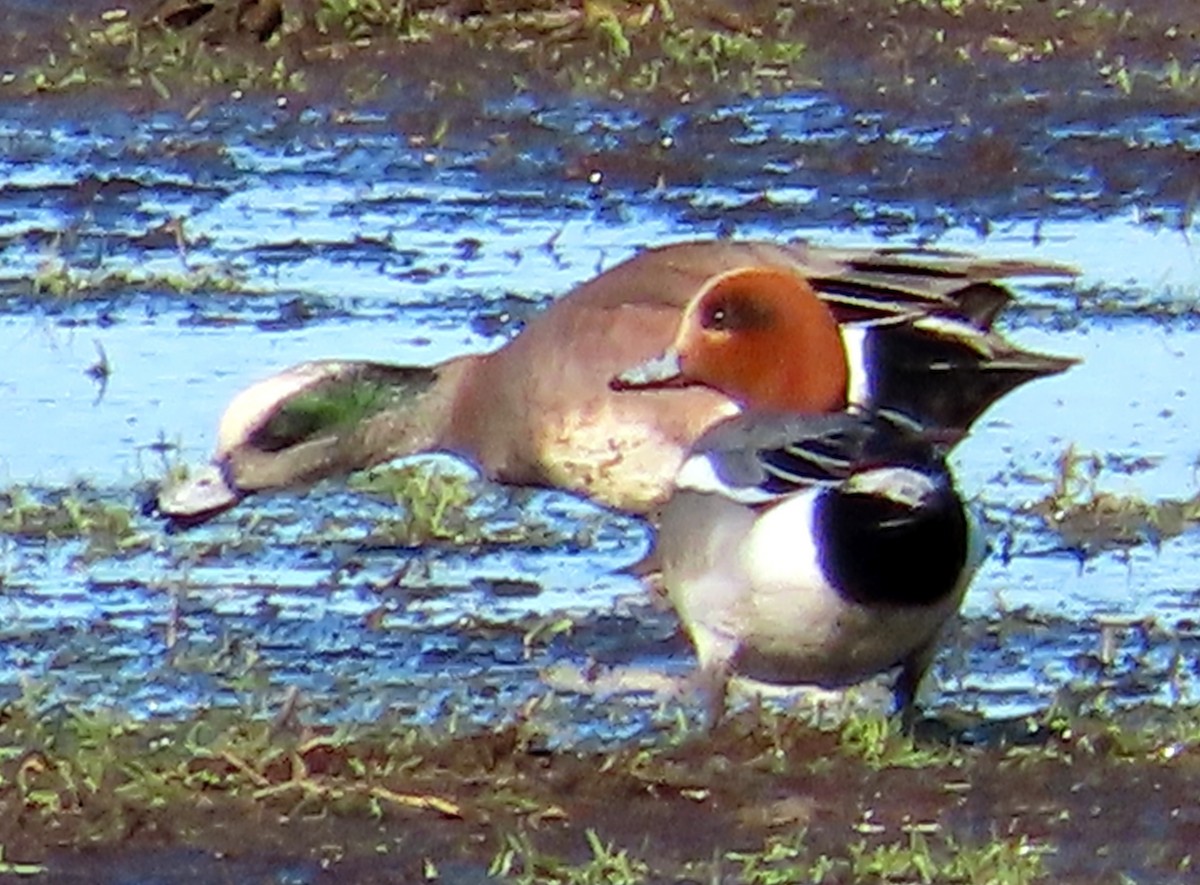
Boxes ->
[844,466,938,508]
[840,324,873,408]
[675,452,778,505]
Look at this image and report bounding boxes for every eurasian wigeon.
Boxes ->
[153,239,1075,527]
[648,409,981,724]
[612,263,1076,431]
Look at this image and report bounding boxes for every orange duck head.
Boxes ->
[613,265,850,413]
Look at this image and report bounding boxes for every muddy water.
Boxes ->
[2,86,1200,742]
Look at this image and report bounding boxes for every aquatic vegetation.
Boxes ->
[351,462,604,549]
[352,462,486,545]
[26,254,246,302]
[351,464,501,547]
[1100,51,1200,100]
[0,848,45,877]
[1030,445,1200,553]
[0,485,144,555]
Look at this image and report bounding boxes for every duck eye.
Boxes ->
[698,295,770,332]
[702,306,728,330]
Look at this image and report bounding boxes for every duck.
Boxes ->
[611,261,1076,434]
[152,238,1076,528]
[644,408,981,724]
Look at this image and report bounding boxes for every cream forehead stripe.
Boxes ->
[216,363,340,454]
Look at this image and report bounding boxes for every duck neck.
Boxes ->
[361,354,482,464]
[760,342,849,412]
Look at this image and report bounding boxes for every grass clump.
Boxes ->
[490,829,651,885]
[352,462,483,546]
[837,710,954,770]
[0,485,144,556]
[312,0,418,41]
[730,828,1049,885]
[19,7,306,97]
[0,699,462,856]
[1029,445,1200,553]
[558,2,809,96]
[29,254,245,302]
[352,462,589,549]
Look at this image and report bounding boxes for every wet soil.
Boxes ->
[5,707,1200,884]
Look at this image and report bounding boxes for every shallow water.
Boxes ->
[2,83,1200,742]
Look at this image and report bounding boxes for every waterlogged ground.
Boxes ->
[6,86,1200,725]
[3,1,1200,882]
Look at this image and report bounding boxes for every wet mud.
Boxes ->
[5,705,1200,884]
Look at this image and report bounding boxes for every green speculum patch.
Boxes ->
[251,378,402,451]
